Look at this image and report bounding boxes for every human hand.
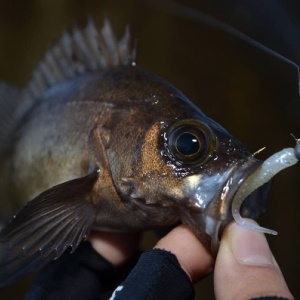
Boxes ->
[25,231,140,300]
[155,222,293,300]
[214,221,293,299]
[89,231,140,267]
[26,221,293,300]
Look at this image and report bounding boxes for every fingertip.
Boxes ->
[214,221,293,300]
[154,225,214,282]
[89,231,140,267]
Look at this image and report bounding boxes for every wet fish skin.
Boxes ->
[0,20,266,287]
[11,66,259,239]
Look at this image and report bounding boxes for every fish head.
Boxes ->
[158,115,267,251]
[99,68,269,251]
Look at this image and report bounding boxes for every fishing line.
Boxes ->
[145,0,300,94]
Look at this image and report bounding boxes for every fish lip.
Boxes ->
[198,156,262,250]
[179,155,264,254]
[204,156,262,221]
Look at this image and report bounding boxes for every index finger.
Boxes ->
[155,224,214,282]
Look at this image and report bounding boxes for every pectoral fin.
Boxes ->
[0,172,98,288]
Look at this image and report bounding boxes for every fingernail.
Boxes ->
[229,222,276,267]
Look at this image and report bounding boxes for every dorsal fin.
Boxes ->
[24,18,137,100]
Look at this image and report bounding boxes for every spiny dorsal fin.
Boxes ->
[24,18,137,100]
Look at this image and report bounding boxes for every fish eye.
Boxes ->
[166,120,215,166]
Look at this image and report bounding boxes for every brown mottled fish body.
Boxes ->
[0,19,268,287]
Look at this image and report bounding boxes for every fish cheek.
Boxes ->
[138,123,183,201]
[107,122,184,225]
[136,122,203,207]
[131,123,194,211]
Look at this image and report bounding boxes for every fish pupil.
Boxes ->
[176,132,200,156]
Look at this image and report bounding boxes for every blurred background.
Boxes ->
[0,0,299,299]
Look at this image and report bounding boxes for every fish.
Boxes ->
[0,18,271,288]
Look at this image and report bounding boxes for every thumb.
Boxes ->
[214,221,293,300]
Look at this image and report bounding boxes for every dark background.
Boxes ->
[0,0,299,299]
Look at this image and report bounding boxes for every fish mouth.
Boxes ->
[185,156,265,252]
[205,157,262,222]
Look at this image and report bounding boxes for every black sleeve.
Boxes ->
[25,241,130,300]
[110,248,195,300]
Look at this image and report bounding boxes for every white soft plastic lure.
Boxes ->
[232,142,300,234]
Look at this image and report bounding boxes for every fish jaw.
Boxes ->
[180,156,265,253]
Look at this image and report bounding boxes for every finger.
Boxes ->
[154,224,214,282]
[89,231,140,267]
[214,221,293,300]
